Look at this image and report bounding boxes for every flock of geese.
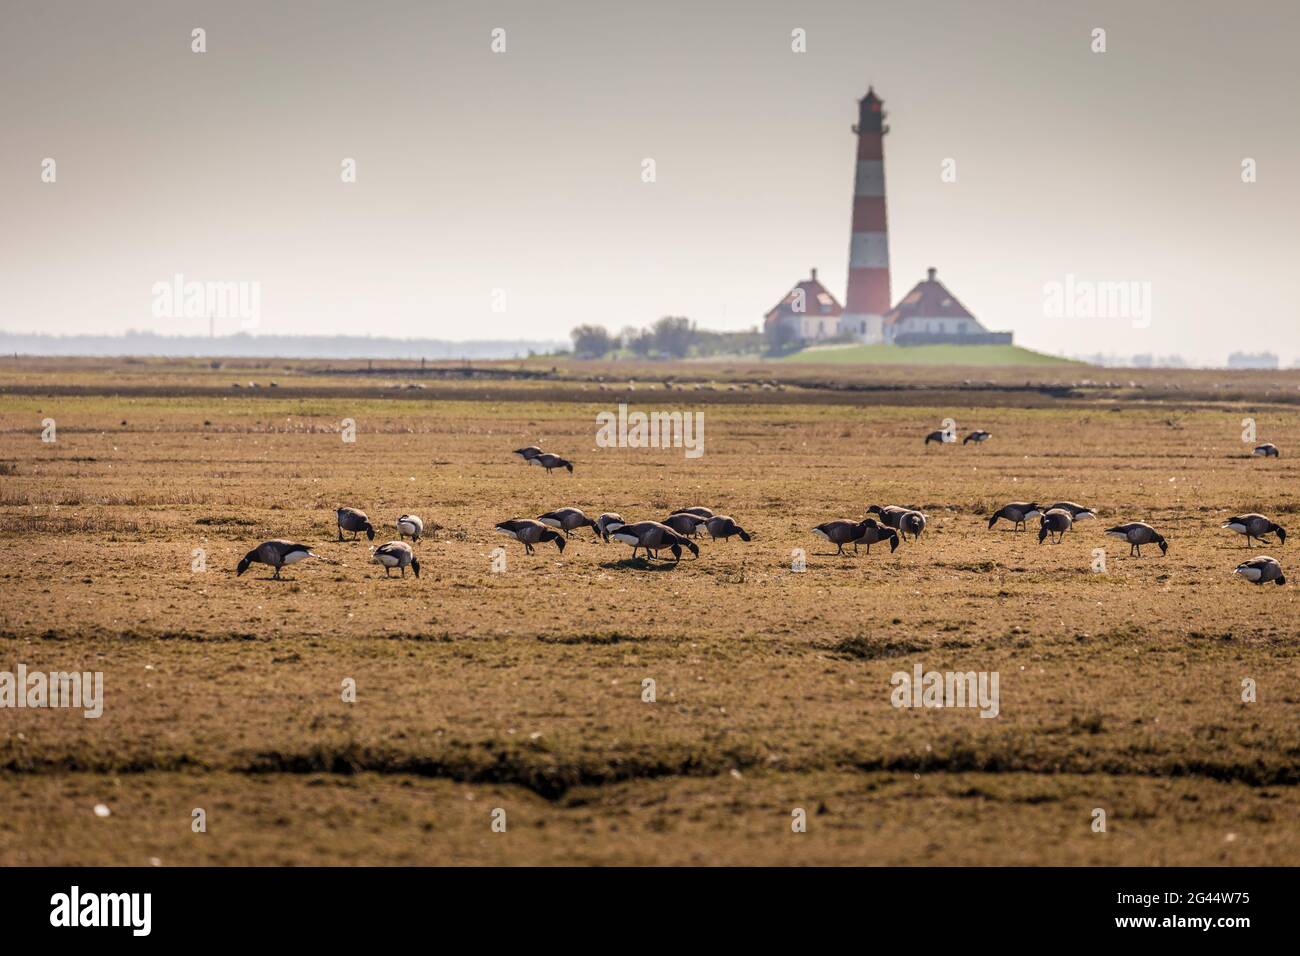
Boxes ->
[809,499,1284,585]
[232,433,1288,587]
[236,506,426,579]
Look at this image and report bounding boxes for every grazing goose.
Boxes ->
[670,506,714,519]
[529,453,574,474]
[857,518,900,554]
[662,512,708,537]
[963,429,992,445]
[898,510,927,542]
[372,540,420,578]
[513,446,543,461]
[1222,513,1287,548]
[1038,508,1073,544]
[987,502,1042,532]
[866,505,918,531]
[1253,443,1280,458]
[538,507,601,538]
[1233,556,1285,585]
[813,519,874,555]
[924,430,953,445]
[610,521,700,562]
[495,518,566,555]
[1105,521,1168,556]
[704,515,751,543]
[595,513,626,542]
[237,540,317,579]
[396,514,424,541]
[1047,501,1096,521]
[337,507,376,541]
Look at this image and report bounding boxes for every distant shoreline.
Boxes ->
[0,331,567,361]
[0,332,1290,370]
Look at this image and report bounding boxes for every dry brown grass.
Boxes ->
[0,359,1297,865]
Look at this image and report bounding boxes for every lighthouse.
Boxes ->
[840,86,891,344]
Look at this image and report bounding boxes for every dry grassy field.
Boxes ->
[1,356,1298,865]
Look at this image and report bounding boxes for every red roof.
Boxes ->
[884,268,976,326]
[765,269,843,323]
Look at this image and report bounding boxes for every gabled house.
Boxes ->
[764,269,843,344]
[882,267,1011,345]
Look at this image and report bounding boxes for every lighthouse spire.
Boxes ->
[841,85,891,343]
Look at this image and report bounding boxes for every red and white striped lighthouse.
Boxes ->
[842,86,891,343]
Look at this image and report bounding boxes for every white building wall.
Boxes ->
[886,315,987,342]
[839,314,883,343]
[800,315,839,340]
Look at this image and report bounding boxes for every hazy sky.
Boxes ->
[3,0,1298,363]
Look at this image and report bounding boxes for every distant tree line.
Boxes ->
[570,317,763,360]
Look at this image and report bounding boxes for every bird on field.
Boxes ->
[529,453,574,474]
[595,513,626,542]
[662,512,708,537]
[924,429,954,445]
[857,518,899,554]
[1233,556,1285,586]
[1104,521,1168,556]
[538,507,601,538]
[610,521,699,562]
[1253,443,1280,458]
[898,510,927,542]
[1222,514,1286,548]
[866,505,919,532]
[396,514,424,541]
[1038,508,1073,544]
[987,503,1042,532]
[670,506,714,519]
[513,446,543,461]
[963,429,992,445]
[337,507,375,541]
[237,540,317,580]
[495,518,566,555]
[704,515,751,543]
[1047,501,1096,521]
[811,520,873,556]
[372,541,420,578]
